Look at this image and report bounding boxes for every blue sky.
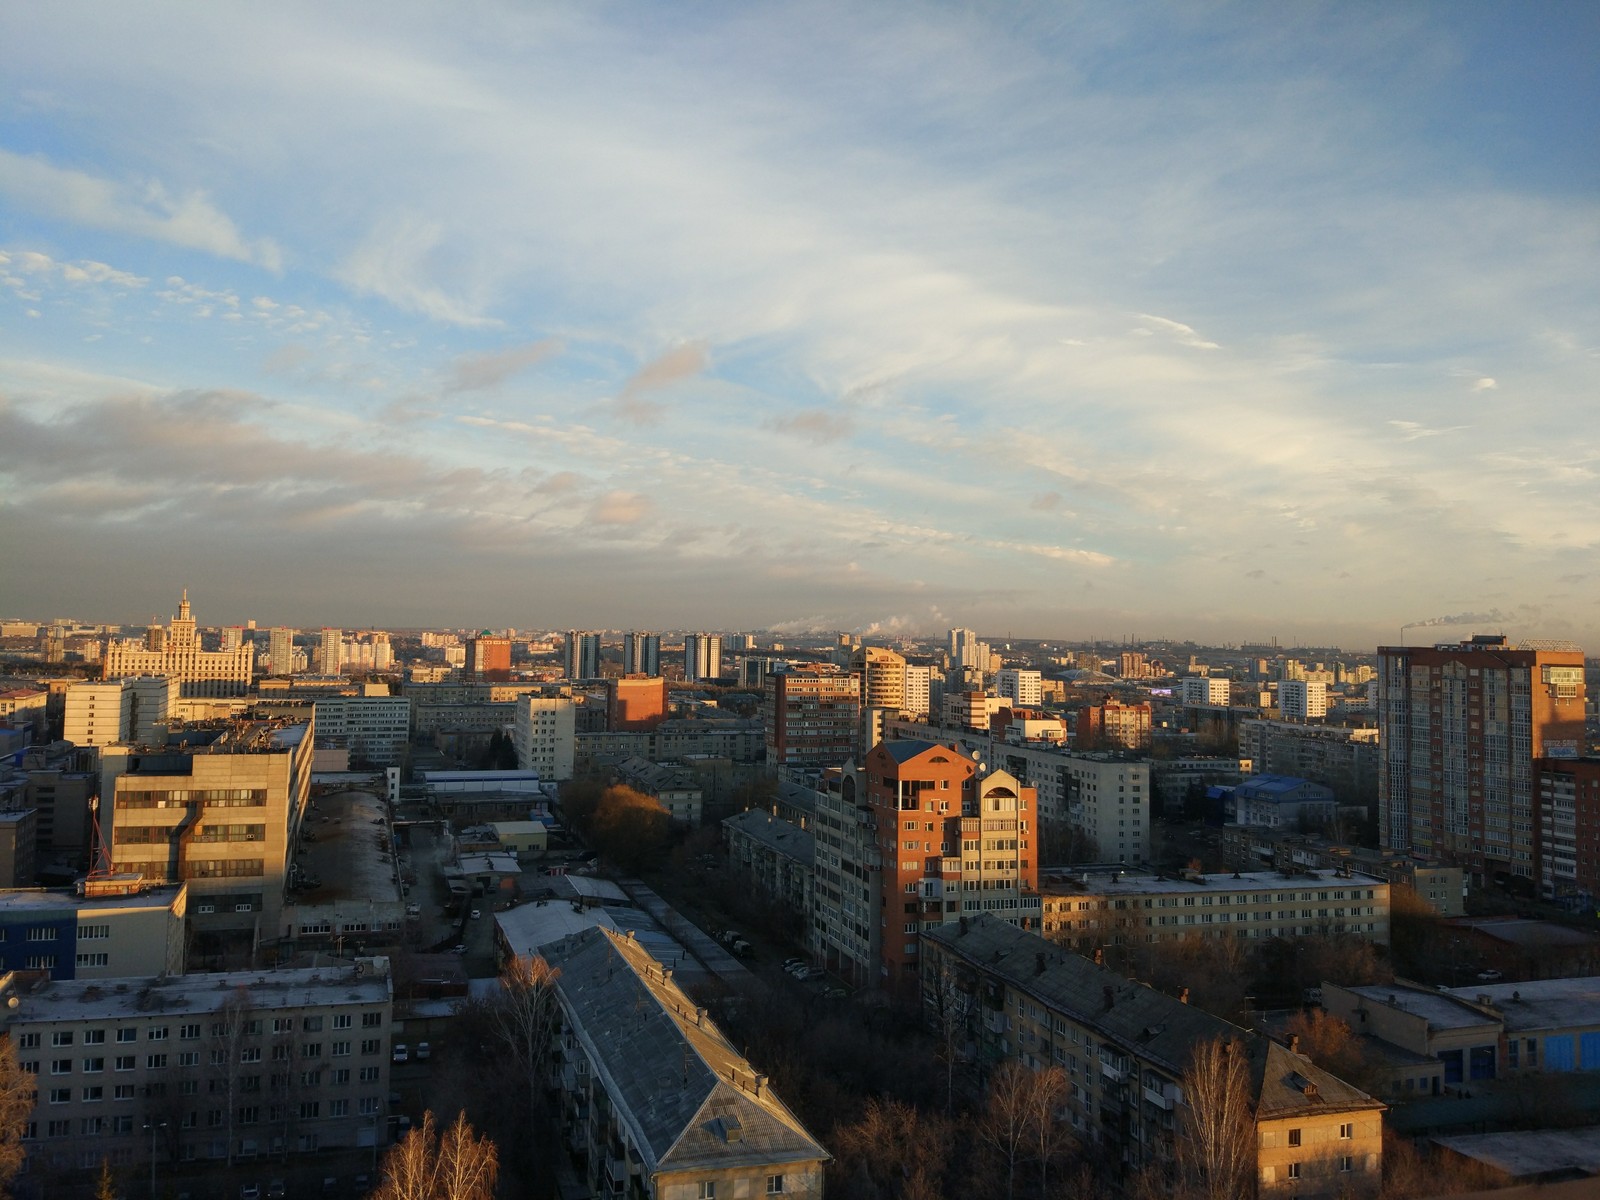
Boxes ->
[1,2,1596,647]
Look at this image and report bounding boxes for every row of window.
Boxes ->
[19,1012,381,1048]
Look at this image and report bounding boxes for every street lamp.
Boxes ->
[142,1119,167,1200]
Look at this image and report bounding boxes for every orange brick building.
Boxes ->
[865,739,1040,993]
[606,675,668,731]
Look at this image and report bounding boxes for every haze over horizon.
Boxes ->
[2,4,1597,650]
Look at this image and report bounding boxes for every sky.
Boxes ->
[1,2,1597,649]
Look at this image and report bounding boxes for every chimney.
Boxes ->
[1178,987,1190,1005]
[1103,985,1114,1012]
[753,1074,767,1098]
[695,1007,707,1028]
[1093,947,1104,966]
[1288,1034,1300,1054]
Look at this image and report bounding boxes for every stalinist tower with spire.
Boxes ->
[103,589,254,697]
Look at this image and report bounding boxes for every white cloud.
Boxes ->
[0,147,281,269]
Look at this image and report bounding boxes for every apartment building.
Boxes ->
[543,926,828,1199]
[64,677,180,748]
[100,717,315,945]
[923,915,1384,1198]
[1278,679,1329,722]
[808,770,881,987]
[605,675,667,732]
[865,740,1040,991]
[1179,676,1231,707]
[564,631,602,682]
[1038,867,1391,951]
[1534,757,1600,906]
[310,695,411,766]
[512,695,576,781]
[1075,700,1152,751]
[612,756,704,827]
[722,809,814,919]
[764,668,860,772]
[996,669,1044,708]
[1376,635,1586,885]
[6,959,394,1174]
[1237,719,1378,802]
[102,592,253,698]
[622,631,661,677]
[464,635,511,680]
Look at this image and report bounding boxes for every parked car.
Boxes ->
[240,1186,261,1200]
[392,1043,409,1064]
[782,957,804,971]
[451,944,467,955]
[267,1181,286,1200]
[416,1041,431,1060]
[469,909,481,920]
[1476,969,1504,982]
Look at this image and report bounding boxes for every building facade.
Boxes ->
[102,593,253,698]
[682,633,723,684]
[512,695,577,781]
[764,668,860,773]
[564,631,602,682]
[923,916,1384,1198]
[865,740,1040,991]
[6,960,394,1174]
[622,631,661,677]
[100,717,315,944]
[1377,636,1586,885]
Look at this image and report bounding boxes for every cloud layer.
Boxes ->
[0,3,1596,645]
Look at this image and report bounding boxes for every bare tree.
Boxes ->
[0,1037,33,1200]
[208,988,255,1168]
[373,1111,499,1200]
[927,963,972,1114]
[1024,1065,1070,1200]
[1176,1037,1256,1200]
[489,955,562,1122]
[978,1060,1035,1200]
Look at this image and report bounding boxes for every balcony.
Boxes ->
[1141,1084,1174,1110]
[983,1009,1009,1035]
[1100,1057,1127,1083]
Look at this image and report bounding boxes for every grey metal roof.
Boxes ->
[543,926,828,1176]
[926,915,1382,1118]
[721,810,814,864]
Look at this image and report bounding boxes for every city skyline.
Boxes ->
[2,4,1597,648]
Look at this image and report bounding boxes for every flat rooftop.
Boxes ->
[1432,1126,1600,1182]
[1344,984,1499,1032]
[0,885,184,914]
[1445,976,1600,1032]
[1038,868,1386,896]
[4,961,391,1023]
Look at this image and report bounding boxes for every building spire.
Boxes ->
[178,589,192,620]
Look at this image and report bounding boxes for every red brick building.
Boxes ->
[606,675,667,731]
[865,739,1040,994]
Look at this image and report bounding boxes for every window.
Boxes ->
[115,1056,134,1072]
[766,1175,786,1195]
[332,1042,350,1057]
[146,1055,167,1070]
[302,1044,322,1059]
[50,1060,71,1076]
[18,1034,38,1050]
[698,1185,716,1200]
[51,1033,73,1048]
[1287,1163,1301,1180]
[361,1040,380,1055]
[116,1029,137,1044]
[1339,1122,1354,1140]
[359,1067,380,1083]
[362,1012,383,1028]
[82,1058,104,1073]
[148,1027,168,1041]
[114,1085,135,1101]
[298,1101,319,1120]
[180,1024,200,1040]
[333,1014,352,1030]
[179,1052,199,1068]
[328,1099,349,1117]
[302,1017,324,1032]
[83,1031,105,1045]
[1288,1128,1302,1147]
[272,1019,293,1034]
[49,1088,71,1104]
[1340,1155,1354,1173]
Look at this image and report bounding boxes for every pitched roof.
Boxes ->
[543,926,828,1176]
[925,915,1382,1117]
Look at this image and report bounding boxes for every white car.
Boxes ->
[392,1043,409,1064]
[469,909,481,920]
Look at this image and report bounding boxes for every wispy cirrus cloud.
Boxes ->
[0,147,281,270]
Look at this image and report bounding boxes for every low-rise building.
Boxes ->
[543,926,829,1199]
[0,882,187,980]
[613,757,704,827]
[722,810,813,919]
[1231,775,1337,830]
[923,915,1384,1198]
[1038,867,1391,950]
[5,957,394,1175]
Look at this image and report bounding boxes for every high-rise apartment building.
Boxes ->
[564,631,602,681]
[64,677,179,747]
[1377,635,1586,885]
[1534,757,1600,905]
[319,627,343,674]
[1178,675,1231,707]
[465,634,512,679]
[267,626,296,675]
[622,631,661,676]
[764,668,860,771]
[948,628,987,671]
[682,633,722,683]
[1075,700,1152,751]
[512,695,576,781]
[102,591,253,697]
[902,665,932,717]
[996,668,1043,707]
[865,740,1039,992]
[1279,678,1328,722]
